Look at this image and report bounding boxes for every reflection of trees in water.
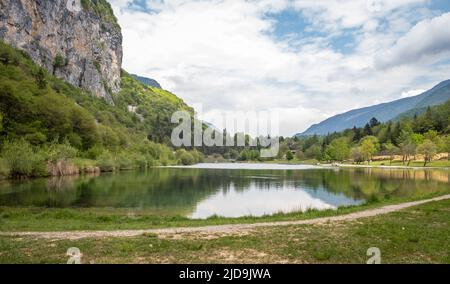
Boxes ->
[291,168,449,200]
[0,168,448,212]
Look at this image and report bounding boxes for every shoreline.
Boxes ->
[3,194,450,239]
[2,161,449,182]
[1,190,449,232]
[229,161,450,170]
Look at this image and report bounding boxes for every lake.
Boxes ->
[0,163,448,218]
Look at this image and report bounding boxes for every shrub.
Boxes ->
[85,145,106,159]
[180,152,195,165]
[295,150,305,160]
[0,158,10,178]
[48,141,78,162]
[24,132,47,145]
[53,54,67,69]
[31,148,49,177]
[286,151,294,160]
[97,151,116,172]
[116,152,134,170]
[1,140,34,176]
[190,150,204,163]
[0,139,49,177]
[35,68,47,89]
[159,153,169,166]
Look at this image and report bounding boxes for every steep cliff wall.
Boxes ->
[0,0,122,103]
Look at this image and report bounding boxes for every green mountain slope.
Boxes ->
[131,74,162,89]
[0,40,191,151]
[299,80,450,136]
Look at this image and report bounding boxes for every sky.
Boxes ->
[107,0,450,136]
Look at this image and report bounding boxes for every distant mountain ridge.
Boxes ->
[131,74,162,89]
[298,80,450,136]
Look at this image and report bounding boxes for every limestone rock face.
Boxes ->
[0,0,122,103]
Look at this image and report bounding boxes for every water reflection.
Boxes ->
[0,165,448,218]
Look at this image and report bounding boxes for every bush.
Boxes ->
[96,151,116,172]
[53,54,66,69]
[1,140,34,176]
[116,152,134,170]
[190,150,204,163]
[31,148,48,177]
[286,151,294,160]
[180,152,195,165]
[48,141,78,162]
[85,145,106,159]
[0,139,48,177]
[0,158,10,178]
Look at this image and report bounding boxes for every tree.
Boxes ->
[352,126,362,143]
[442,135,450,161]
[382,142,399,166]
[180,152,195,165]
[305,144,322,160]
[351,147,364,164]
[53,54,66,69]
[35,68,47,89]
[295,150,305,161]
[325,137,350,162]
[399,142,415,166]
[286,151,294,161]
[369,117,380,128]
[277,142,289,159]
[360,136,379,164]
[363,123,373,136]
[417,140,437,166]
[398,130,422,165]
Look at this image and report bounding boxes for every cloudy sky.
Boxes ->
[108,0,450,136]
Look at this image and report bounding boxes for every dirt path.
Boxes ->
[2,194,450,240]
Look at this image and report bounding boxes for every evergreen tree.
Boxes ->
[363,123,373,136]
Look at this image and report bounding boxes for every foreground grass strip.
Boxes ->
[1,198,449,263]
[1,194,449,240]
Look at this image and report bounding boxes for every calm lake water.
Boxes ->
[0,163,449,218]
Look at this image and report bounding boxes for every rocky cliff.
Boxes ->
[0,0,122,103]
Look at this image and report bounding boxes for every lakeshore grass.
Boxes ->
[0,189,449,232]
[241,158,450,168]
[0,198,449,263]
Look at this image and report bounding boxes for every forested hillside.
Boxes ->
[0,41,202,179]
[278,101,450,166]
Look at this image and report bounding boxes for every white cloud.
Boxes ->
[376,12,450,69]
[292,0,428,31]
[108,0,450,136]
[400,89,426,98]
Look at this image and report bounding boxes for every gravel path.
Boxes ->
[2,194,449,240]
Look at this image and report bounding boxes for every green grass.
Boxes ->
[366,159,450,168]
[243,159,319,165]
[0,198,449,263]
[246,158,450,168]
[0,189,448,232]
